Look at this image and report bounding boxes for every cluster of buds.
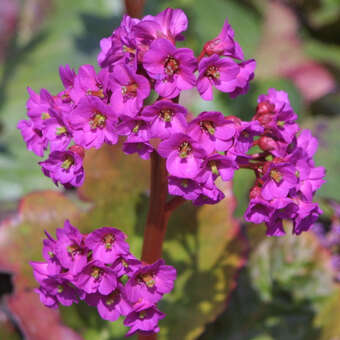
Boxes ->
[31,221,176,336]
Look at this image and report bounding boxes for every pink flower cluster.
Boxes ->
[19,6,327,336]
[244,89,326,235]
[17,8,325,233]
[31,221,176,336]
[17,8,255,193]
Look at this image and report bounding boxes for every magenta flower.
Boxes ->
[198,154,238,184]
[295,159,326,201]
[123,138,154,160]
[42,111,72,152]
[296,129,318,158]
[69,65,110,104]
[97,284,132,321]
[85,227,130,264]
[258,88,294,113]
[110,64,150,116]
[26,87,54,129]
[202,18,244,60]
[42,231,62,275]
[59,64,76,89]
[115,116,150,140]
[35,283,79,309]
[256,88,298,143]
[188,111,236,153]
[141,99,188,139]
[31,261,80,307]
[73,261,117,295]
[143,38,197,98]
[125,259,176,304]
[229,59,256,99]
[17,119,47,157]
[68,96,117,149]
[98,15,139,69]
[293,200,322,235]
[168,176,201,201]
[233,120,263,154]
[134,8,188,45]
[112,254,142,278]
[158,133,206,178]
[193,184,225,206]
[266,198,298,236]
[245,198,274,224]
[54,220,88,275]
[261,163,298,200]
[197,55,239,100]
[39,148,85,188]
[124,302,165,336]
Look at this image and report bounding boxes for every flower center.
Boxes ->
[56,126,67,136]
[139,311,147,319]
[270,169,283,183]
[91,266,102,280]
[62,93,71,102]
[178,141,192,158]
[67,244,81,259]
[205,65,220,80]
[105,290,119,306]
[241,130,250,138]
[90,112,106,129]
[87,89,105,99]
[181,179,189,188]
[164,56,179,76]
[132,121,143,134]
[200,120,215,135]
[209,160,219,175]
[121,83,138,98]
[34,128,43,137]
[103,233,115,249]
[159,109,173,122]
[141,273,155,287]
[61,156,74,170]
[57,285,64,293]
[123,45,136,54]
[41,112,51,120]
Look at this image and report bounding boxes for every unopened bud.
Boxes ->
[258,136,277,151]
[69,145,85,159]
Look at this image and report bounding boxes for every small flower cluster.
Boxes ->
[17,8,255,200]
[312,200,340,281]
[31,221,176,336]
[18,10,325,238]
[244,89,326,235]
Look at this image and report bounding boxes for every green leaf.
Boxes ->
[199,224,336,340]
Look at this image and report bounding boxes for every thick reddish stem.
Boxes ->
[141,152,168,264]
[124,0,146,18]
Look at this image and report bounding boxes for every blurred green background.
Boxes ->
[0,0,339,339]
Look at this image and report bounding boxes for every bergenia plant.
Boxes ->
[17,5,326,339]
